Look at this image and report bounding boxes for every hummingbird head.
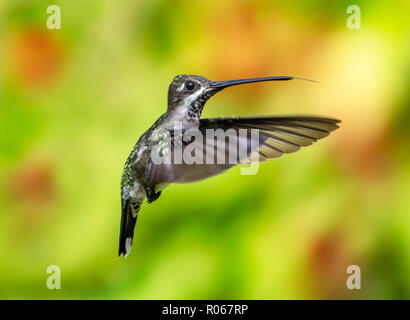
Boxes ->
[167,74,314,119]
[167,74,212,119]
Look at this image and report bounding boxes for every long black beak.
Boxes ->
[209,76,316,90]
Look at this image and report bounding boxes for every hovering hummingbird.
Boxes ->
[119,74,340,257]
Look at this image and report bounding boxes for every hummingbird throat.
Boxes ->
[186,89,215,119]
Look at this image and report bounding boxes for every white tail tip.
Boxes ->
[124,237,133,258]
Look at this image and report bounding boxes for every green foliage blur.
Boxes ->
[1,0,409,299]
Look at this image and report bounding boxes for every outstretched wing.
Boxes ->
[200,115,340,160]
[147,116,340,184]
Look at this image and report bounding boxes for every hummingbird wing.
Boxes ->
[147,116,340,184]
[200,115,340,160]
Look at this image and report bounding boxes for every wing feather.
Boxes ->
[147,116,340,184]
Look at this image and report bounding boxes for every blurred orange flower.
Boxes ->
[6,29,64,88]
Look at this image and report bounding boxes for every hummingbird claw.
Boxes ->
[146,187,161,203]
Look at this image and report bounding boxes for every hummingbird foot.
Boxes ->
[145,187,161,203]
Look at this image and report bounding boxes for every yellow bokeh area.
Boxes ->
[1,0,409,299]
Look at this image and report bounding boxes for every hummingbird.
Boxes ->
[119,74,340,257]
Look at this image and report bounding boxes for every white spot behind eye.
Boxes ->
[176,83,185,92]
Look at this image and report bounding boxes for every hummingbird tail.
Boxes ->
[118,199,140,258]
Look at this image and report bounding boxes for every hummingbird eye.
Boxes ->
[185,81,195,91]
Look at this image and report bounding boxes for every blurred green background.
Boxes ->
[1,0,409,299]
